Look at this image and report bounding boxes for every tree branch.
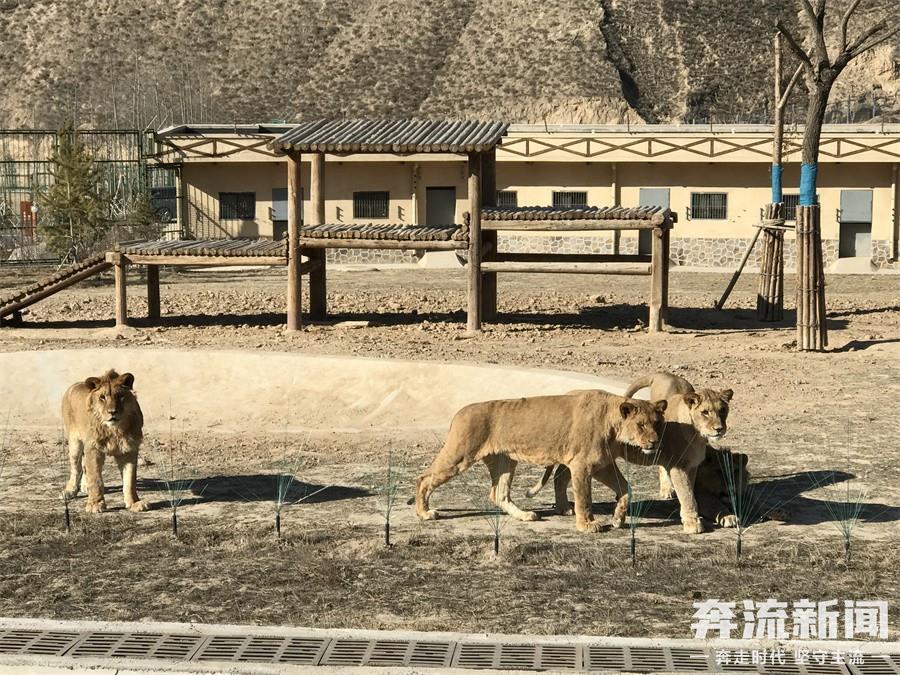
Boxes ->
[839,0,863,51]
[776,21,814,72]
[848,21,900,59]
[778,63,805,109]
[799,0,830,65]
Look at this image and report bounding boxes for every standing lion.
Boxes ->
[62,370,148,513]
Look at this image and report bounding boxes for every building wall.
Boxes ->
[179,157,898,269]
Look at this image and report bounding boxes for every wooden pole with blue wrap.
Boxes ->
[777,0,899,351]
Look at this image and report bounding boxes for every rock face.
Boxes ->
[0,0,896,127]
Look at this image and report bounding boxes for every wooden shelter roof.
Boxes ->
[270,119,508,155]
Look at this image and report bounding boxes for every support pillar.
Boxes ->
[308,152,327,320]
[286,150,303,331]
[113,254,128,329]
[480,149,497,322]
[649,225,669,332]
[467,153,482,333]
[146,265,160,320]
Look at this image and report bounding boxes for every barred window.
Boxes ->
[552,191,588,208]
[353,191,389,219]
[690,192,727,220]
[497,190,518,208]
[782,193,818,221]
[219,192,255,220]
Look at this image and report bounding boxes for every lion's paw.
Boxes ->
[718,514,738,528]
[419,509,439,521]
[555,501,575,516]
[63,486,79,501]
[682,517,706,534]
[519,510,540,522]
[128,500,149,513]
[576,519,604,533]
[659,487,677,500]
[85,499,107,514]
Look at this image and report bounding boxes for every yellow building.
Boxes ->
[153,123,900,270]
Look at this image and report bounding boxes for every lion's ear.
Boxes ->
[720,389,734,402]
[118,372,135,389]
[84,377,101,390]
[653,399,667,414]
[619,401,636,419]
[683,393,700,408]
[738,452,749,468]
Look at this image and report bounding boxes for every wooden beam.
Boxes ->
[119,254,287,266]
[113,254,128,329]
[0,262,112,318]
[467,153,482,332]
[493,252,650,264]
[481,262,651,275]
[308,152,327,320]
[299,238,466,251]
[146,265,160,320]
[286,150,303,331]
[482,219,668,232]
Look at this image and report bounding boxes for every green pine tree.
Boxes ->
[38,127,109,262]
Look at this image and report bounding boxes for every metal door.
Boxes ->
[272,187,288,240]
[839,189,872,257]
[639,188,670,255]
[426,187,456,225]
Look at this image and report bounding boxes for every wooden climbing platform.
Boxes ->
[0,252,112,323]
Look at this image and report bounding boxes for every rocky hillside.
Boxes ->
[0,0,896,128]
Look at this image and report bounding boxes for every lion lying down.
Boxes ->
[414,390,668,533]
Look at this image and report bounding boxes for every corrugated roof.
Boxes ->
[270,119,508,154]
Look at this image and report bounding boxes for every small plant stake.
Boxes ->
[377,450,402,547]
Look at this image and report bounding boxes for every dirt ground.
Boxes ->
[0,264,898,639]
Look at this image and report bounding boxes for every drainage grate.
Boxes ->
[0,626,893,673]
[850,655,900,675]
[0,630,81,657]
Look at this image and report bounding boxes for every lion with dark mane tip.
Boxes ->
[414,390,668,533]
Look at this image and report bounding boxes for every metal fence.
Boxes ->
[0,130,178,264]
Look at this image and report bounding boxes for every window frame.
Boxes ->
[496,190,518,208]
[219,192,256,221]
[353,190,390,219]
[689,192,728,220]
[552,190,589,209]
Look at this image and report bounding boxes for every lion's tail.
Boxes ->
[623,373,656,399]
[525,465,555,498]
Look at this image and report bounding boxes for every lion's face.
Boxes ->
[683,388,733,441]
[86,370,136,427]
[617,399,668,454]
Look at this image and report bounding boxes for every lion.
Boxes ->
[525,373,733,534]
[414,390,668,533]
[62,369,148,513]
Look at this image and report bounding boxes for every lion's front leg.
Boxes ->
[570,464,602,533]
[63,434,84,500]
[116,448,148,513]
[668,465,706,534]
[657,465,677,499]
[82,447,107,513]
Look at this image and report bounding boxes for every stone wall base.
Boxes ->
[323,235,898,270]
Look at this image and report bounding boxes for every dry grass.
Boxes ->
[0,508,896,637]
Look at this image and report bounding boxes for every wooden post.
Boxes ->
[286,150,303,331]
[146,264,160,320]
[113,253,128,328]
[649,225,666,332]
[480,149,497,322]
[308,151,327,320]
[796,204,826,350]
[467,153,482,333]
